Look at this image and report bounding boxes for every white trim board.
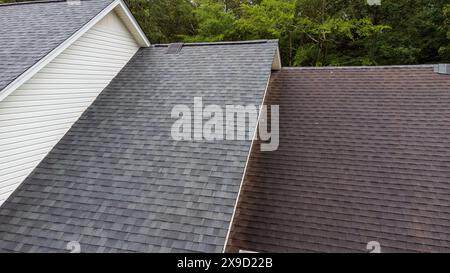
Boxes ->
[115,0,150,47]
[0,0,150,102]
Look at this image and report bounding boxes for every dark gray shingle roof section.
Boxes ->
[0,41,277,252]
[0,0,114,93]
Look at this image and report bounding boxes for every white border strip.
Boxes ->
[117,0,150,47]
[222,48,278,252]
[0,0,149,102]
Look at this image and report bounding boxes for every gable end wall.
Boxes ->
[0,10,140,205]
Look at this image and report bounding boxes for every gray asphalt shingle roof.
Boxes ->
[0,40,277,252]
[0,0,114,93]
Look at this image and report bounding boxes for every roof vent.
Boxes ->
[434,64,450,75]
[166,43,184,54]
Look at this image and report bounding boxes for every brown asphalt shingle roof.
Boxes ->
[227,66,450,253]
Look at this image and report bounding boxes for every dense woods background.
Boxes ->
[2,0,450,66]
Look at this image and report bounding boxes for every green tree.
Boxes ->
[439,4,450,61]
[338,0,449,65]
[125,0,197,43]
[183,0,237,42]
[235,0,296,64]
[295,18,390,66]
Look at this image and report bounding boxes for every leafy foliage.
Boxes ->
[177,0,450,66]
[124,0,197,43]
[236,0,296,39]
[439,4,450,61]
[183,0,236,42]
[293,15,390,66]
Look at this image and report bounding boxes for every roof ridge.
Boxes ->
[154,39,278,47]
[282,64,435,70]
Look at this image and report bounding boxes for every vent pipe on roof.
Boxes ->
[434,64,450,75]
[166,43,184,54]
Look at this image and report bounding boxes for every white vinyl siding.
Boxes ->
[0,10,140,205]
